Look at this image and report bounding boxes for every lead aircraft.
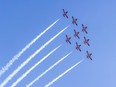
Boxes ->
[63,9,68,18]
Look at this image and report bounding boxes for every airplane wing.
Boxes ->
[87,39,90,41]
[72,16,74,20]
[77,36,80,39]
[76,42,78,45]
[63,9,65,12]
[84,37,86,40]
[79,48,81,52]
[66,15,68,18]
[85,26,87,29]
[87,43,90,46]
[74,29,76,33]
[66,35,68,38]
[75,22,78,26]
[82,24,84,27]
[90,57,92,60]
[69,41,71,44]
[66,35,69,40]
[85,31,88,34]
[90,53,92,56]
[86,51,89,54]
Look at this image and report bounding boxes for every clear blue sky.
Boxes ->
[0,0,116,87]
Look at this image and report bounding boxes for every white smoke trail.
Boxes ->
[10,45,62,87]
[27,51,72,87]
[0,18,61,77]
[0,26,69,87]
[44,59,84,87]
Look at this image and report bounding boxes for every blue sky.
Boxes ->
[0,0,116,87]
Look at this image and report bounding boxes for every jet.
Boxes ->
[63,9,68,18]
[86,51,92,60]
[84,36,90,46]
[72,16,78,26]
[82,24,88,34]
[74,29,80,39]
[76,42,81,52]
[66,35,71,44]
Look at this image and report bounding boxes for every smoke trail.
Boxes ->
[0,18,61,77]
[45,59,84,87]
[0,26,69,87]
[27,51,72,87]
[10,45,61,87]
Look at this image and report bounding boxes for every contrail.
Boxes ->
[44,59,84,87]
[10,45,61,87]
[27,51,73,87]
[0,26,69,87]
[0,18,61,77]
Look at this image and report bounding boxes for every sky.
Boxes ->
[0,0,116,87]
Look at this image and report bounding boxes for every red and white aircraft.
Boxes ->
[86,51,92,60]
[63,9,68,18]
[76,42,81,52]
[66,35,71,44]
[84,36,90,46]
[74,29,80,39]
[82,24,88,34]
[72,16,78,26]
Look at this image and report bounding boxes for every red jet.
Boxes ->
[72,16,78,26]
[63,9,68,18]
[86,51,92,60]
[74,29,80,39]
[76,42,81,52]
[66,35,71,44]
[84,36,90,46]
[82,24,88,34]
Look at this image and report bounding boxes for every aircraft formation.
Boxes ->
[0,8,93,87]
[63,9,92,60]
